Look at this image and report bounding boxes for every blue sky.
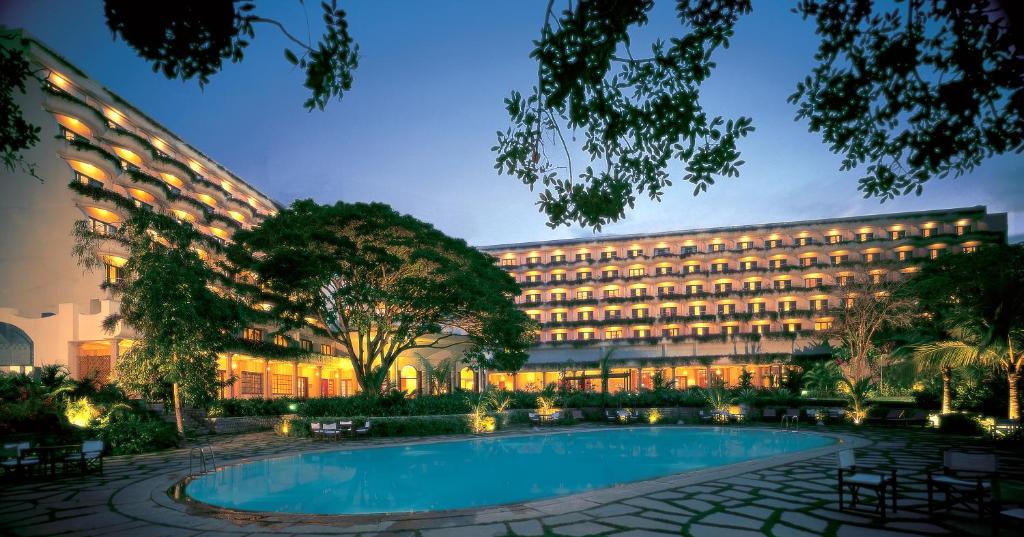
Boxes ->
[3,1,1020,244]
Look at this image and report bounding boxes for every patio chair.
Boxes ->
[678,407,699,422]
[837,449,898,520]
[571,409,584,421]
[547,410,563,424]
[927,450,998,518]
[989,418,1022,439]
[1,442,40,476]
[338,420,354,438]
[354,420,371,438]
[605,409,619,423]
[310,421,323,440]
[64,440,104,475]
[529,412,541,425]
[762,408,778,421]
[828,407,847,420]
[320,422,340,440]
[627,408,641,422]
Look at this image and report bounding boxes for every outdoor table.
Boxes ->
[338,421,355,439]
[26,444,81,477]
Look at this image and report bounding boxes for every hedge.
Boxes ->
[280,414,472,438]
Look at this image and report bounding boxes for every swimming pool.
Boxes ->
[185,427,835,515]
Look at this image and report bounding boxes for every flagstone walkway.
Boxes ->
[1,425,1020,536]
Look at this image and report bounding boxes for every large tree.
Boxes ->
[826,267,915,383]
[907,243,1024,419]
[227,200,536,397]
[74,212,244,435]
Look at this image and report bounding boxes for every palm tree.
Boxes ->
[839,376,874,424]
[804,361,843,397]
[598,347,616,399]
[914,327,1022,419]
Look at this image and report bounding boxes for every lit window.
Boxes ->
[606,329,623,339]
[653,247,670,256]
[684,264,700,274]
[658,285,676,296]
[655,266,672,275]
[769,259,787,269]
[686,284,703,295]
[552,332,568,341]
[896,250,911,261]
[576,252,593,262]
[605,310,622,320]
[826,234,842,244]
[577,311,594,321]
[718,303,736,314]
[715,282,733,293]
[551,273,566,282]
[628,249,644,258]
[576,271,592,281]
[805,277,822,288]
[552,312,567,322]
[856,232,874,242]
[796,236,813,246]
[635,328,651,338]
[810,299,829,311]
[243,328,263,342]
[710,262,728,273]
[955,225,971,236]
[922,228,935,238]
[864,252,879,263]
[632,308,648,319]
[601,251,617,260]
[629,287,647,297]
[890,230,906,240]
[680,245,698,255]
[743,280,762,291]
[748,302,765,313]
[723,325,738,335]
[740,260,757,270]
[551,254,566,263]
[778,301,796,312]
[87,218,116,236]
[551,292,567,301]
[603,288,619,298]
[929,248,945,259]
[525,274,541,283]
[602,269,619,279]
[319,344,333,355]
[737,241,753,250]
[962,245,977,254]
[815,320,832,331]
[529,313,541,321]
[75,171,102,189]
[830,254,849,265]
[838,275,855,286]
[628,268,645,277]
[764,239,782,248]
[692,326,709,336]
[799,257,817,267]
[501,258,516,267]
[773,279,792,290]
[579,331,595,340]
[273,335,288,347]
[709,243,725,252]
[525,256,540,265]
[300,339,313,351]
[664,327,680,337]
[660,307,678,317]
[576,290,593,299]
[103,263,121,285]
[784,322,802,332]
[689,305,706,316]
[753,324,770,334]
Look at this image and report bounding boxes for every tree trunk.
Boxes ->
[941,366,953,415]
[1009,370,1020,421]
[172,382,185,437]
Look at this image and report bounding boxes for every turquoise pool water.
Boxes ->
[185,427,834,515]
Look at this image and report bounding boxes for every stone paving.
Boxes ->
[1,424,1021,537]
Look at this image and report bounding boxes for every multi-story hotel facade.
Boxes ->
[479,207,1007,393]
[0,32,476,399]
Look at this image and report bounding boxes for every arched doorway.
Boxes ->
[0,322,34,375]
[459,367,476,392]
[400,365,419,396]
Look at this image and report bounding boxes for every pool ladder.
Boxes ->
[188,445,217,476]
[781,415,800,430]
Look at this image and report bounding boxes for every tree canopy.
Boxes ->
[73,211,245,434]
[103,0,358,111]
[227,200,536,396]
[906,243,1024,418]
[496,0,1022,229]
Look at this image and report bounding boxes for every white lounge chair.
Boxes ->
[354,420,371,438]
[320,422,340,440]
[64,440,104,474]
[1,442,40,476]
[927,450,997,517]
[837,449,897,520]
[310,421,322,439]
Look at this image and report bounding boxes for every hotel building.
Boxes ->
[0,32,475,398]
[479,207,1007,392]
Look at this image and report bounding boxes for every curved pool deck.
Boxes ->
[5,426,1014,536]
[184,427,840,515]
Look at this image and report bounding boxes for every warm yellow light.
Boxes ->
[55,114,93,138]
[104,107,127,126]
[160,173,184,188]
[129,188,156,203]
[67,160,109,181]
[188,160,205,174]
[48,70,70,89]
[648,408,662,424]
[228,210,246,223]
[65,397,100,428]
[197,194,217,207]
[112,146,143,166]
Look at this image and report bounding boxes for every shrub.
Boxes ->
[100,412,180,455]
[938,413,985,436]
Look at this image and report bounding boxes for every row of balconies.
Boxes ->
[536,308,833,327]
[513,256,935,288]
[45,82,272,220]
[537,328,822,348]
[516,282,868,307]
[505,232,999,278]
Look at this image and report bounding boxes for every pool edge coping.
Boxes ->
[160,425,870,529]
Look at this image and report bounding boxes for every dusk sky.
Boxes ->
[4,1,1020,245]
